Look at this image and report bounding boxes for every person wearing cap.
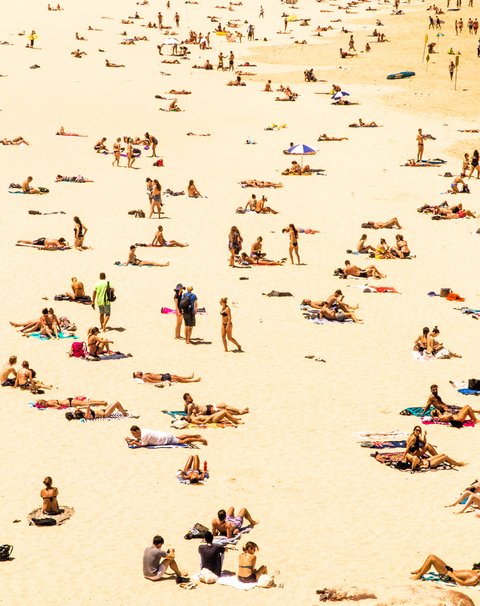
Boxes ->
[180,286,198,344]
[174,284,184,339]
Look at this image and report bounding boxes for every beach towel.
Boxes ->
[79,412,138,422]
[371,451,454,473]
[162,410,185,417]
[92,352,131,361]
[128,443,190,449]
[421,572,457,587]
[360,440,406,449]
[54,294,92,304]
[28,331,77,340]
[217,573,257,591]
[27,506,74,526]
[114,262,153,267]
[354,430,408,441]
[400,406,426,417]
[458,388,480,396]
[422,416,474,427]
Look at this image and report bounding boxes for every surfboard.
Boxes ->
[387,71,415,79]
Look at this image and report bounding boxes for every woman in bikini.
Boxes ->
[151,225,188,247]
[238,542,267,584]
[228,226,243,267]
[87,327,114,357]
[179,455,206,483]
[403,427,464,470]
[411,555,480,585]
[36,397,108,409]
[149,179,162,219]
[185,409,245,425]
[284,224,300,264]
[187,179,202,198]
[427,326,462,358]
[73,216,87,250]
[468,149,480,179]
[66,401,129,420]
[392,234,410,258]
[41,477,60,514]
[183,393,249,416]
[220,297,242,352]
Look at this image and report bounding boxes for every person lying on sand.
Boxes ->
[349,118,380,127]
[179,455,207,483]
[238,252,284,266]
[361,217,402,229]
[212,507,258,538]
[241,180,283,188]
[169,89,191,94]
[318,133,348,141]
[127,245,169,266]
[446,481,480,513]
[56,126,86,137]
[55,175,93,183]
[343,260,385,279]
[1,136,29,145]
[227,75,245,86]
[282,161,311,175]
[185,409,245,425]
[332,98,358,105]
[404,158,440,167]
[422,385,478,426]
[126,425,207,447]
[275,85,297,101]
[133,371,201,384]
[163,59,181,64]
[105,59,125,67]
[183,392,249,416]
[303,299,362,323]
[36,397,107,409]
[75,32,87,41]
[418,202,476,219]
[21,176,45,194]
[16,237,68,249]
[340,47,357,58]
[400,430,464,471]
[66,401,131,420]
[151,225,188,247]
[410,555,480,584]
[71,49,86,58]
[186,132,211,136]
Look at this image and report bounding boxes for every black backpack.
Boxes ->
[0,545,13,561]
[468,379,480,391]
[178,295,192,313]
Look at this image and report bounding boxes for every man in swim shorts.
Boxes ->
[211,507,258,538]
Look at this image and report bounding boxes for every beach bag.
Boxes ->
[106,282,116,302]
[468,379,480,391]
[184,522,209,540]
[153,159,164,167]
[440,288,451,298]
[70,341,87,358]
[257,574,275,588]
[32,518,57,526]
[171,418,188,430]
[199,569,218,584]
[0,545,13,561]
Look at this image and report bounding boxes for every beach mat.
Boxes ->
[128,443,191,449]
[27,506,74,526]
[28,331,77,340]
[217,573,257,591]
[371,451,454,473]
[360,440,406,449]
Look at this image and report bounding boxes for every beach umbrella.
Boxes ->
[285,143,316,167]
[163,36,180,45]
[332,90,350,100]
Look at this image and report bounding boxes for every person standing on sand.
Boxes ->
[174,12,180,27]
[112,137,121,167]
[174,284,184,339]
[416,128,425,162]
[259,5,264,18]
[92,272,114,332]
[180,286,197,344]
[127,139,135,168]
[283,223,300,265]
[449,60,455,80]
[220,297,242,352]
[157,12,163,28]
[228,51,234,71]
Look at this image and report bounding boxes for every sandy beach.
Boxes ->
[1,0,480,604]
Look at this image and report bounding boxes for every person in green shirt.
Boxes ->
[91,272,114,332]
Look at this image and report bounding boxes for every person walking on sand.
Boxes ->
[259,5,264,17]
[112,137,121,167]
[179,286,197,344]
[416,128,425,162]
[174,283,184,339]
[174,12,180,27]
[220,297,242,352]
[283,223,300,265]
[28,30,37,48]
[228,51,234,71]
[92,272,114,332]
[449,61,455,80]
[143,535,190,584]
[228,226,243,267]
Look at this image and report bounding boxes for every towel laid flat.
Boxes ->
[28,331,77,340]
[217,574,257,591]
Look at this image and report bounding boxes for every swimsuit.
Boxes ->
[238,573,257,583]
[160,373,172,382]
[33,238,46,246]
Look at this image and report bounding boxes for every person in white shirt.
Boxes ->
[125,426,207,447]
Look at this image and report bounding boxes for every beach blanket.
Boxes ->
[217,573,257,591]
[27,506,74,526]
[176,470,209,484]
[128,443,190,449]
[422,416,475,427]
[459,307,480,319]
[371,451,453,473]
[354,430,408,441]
[162,410,185,417]
[28,331,77,340]
[79,412,138,422]
[83,352,132,361]
[54,294,92,304]
[421,572,457,587]
[458,388,480,396]
[360,440,406,449]
[349,284,400,294]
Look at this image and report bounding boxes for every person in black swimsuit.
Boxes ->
[73,216,88,250]
[468,149,480,179]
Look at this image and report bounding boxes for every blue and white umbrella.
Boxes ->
[332,90,350,101]
[286,143,317,155]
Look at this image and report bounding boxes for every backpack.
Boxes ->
[70,341,87,358]
[178,294,192,313]
[106,282,116,302]
[468,379,480,391]
[0,545,13,561]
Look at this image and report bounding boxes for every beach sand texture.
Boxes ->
[1,0,480,604]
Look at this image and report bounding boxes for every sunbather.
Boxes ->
[446,481,480,513]
[36,397,107,409]
[127,245,169,266]
[179,455,207,483]
[106,59,125,67]
[212,507,258,538]
[423,385,478,424]
[185,409,244,425]
[1,136,29,145]
[238,252,284,266]
[66,401,129,420]
[126,425,207,446]
[21,176,45,194]
[17,238,68,249]
[151,225,188,247]
[240,180,282,188]
[361,218,402,229]
[410,555,480,585]
[343,260,385,279]
[87,327,114,357]
[133,371,201,384]
[317,134,348,141]
[349,119,379,127]
[183,393,248,416]
[238,542,267,584]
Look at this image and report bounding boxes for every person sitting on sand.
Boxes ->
[238,542,267,584]
[21,176,45,194]
[127,245,169,267]
[264,80,272,92]
[427,326,462,358]
[0,355,17,387]
[1,136,29,145]
[94,137,107,152]
[238,252,284,266]
[282,160,311,176]
[227,75,245,86]
[71,49,86,58]
[183,393,248,417]
[151,225,188,247]
[106,59,125,67]
[187,179,202,198]
[340,47,357,58]
[404,426,437,460]
[318,133,348,141]
[65,277,89,301]
[143,535,189,584]
[410,555,480,585]
[402,428,464,471]
[17,237,68,249]
[250,236,265,258]
[423,384,480,426]
[14,360,44,392]
[66,401,130,420]
[449,176,468,194]
[167,99,182,111]
[255,196,278,214]
[126,425,207,447]
[75,32,87,41]
[179,455,207,483]
[41,476,60,514]
[87,326,114,357]
[133,371,201,384]
[361,218,402,229]
[357,234,375,253]
[375,238,395,259]
[212,507,258,538]
[391,234,411,258]
[343,260,385,279]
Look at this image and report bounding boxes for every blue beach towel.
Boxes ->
[29,331,77,340]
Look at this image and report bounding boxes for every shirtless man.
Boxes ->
[362,218,402,229]
[106,59,125,67]
[127,245,169,267]
[422,384,480,424]
[66,277,87,300]
[183,392,249,416]
[133,371,201,384]
[416,128,425,162]
[244,194,257,211]
[22,176,43,194]
[318,133,348,141]
[411,554,480,585]
[94,137,107,152]
[239,252,284,266]
[212,507,258,538]
[17,237,68,249]
[343,260,385,279]
[357,234,375,253]
[0,356,17,386]
[255,196,278,214]
[326,289,358,312]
